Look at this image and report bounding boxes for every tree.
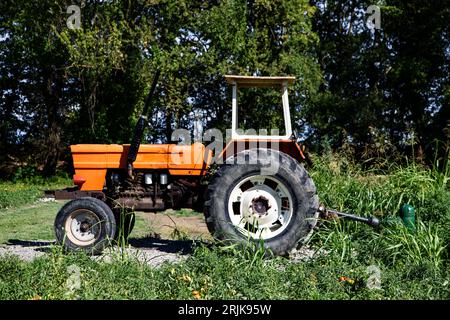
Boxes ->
[0,0,73,176]
[307,0,449,165]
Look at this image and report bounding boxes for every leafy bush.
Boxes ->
[311,153,448,221]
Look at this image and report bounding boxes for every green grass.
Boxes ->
[0,202,63,243]
[163,208,202,217]
[0,201,150,244]
[0,176,71,209]
[0,243,448,300]
[0,154,448,300]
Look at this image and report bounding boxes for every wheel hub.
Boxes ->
[227,175,294,240]
[251,196,270,215]
[241,185,281,228]
[64,209,101,246]
[80,221,90,233]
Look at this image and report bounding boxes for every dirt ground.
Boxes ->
[0,210,211,267]
[140,212,211,240]
[0,206,318,267]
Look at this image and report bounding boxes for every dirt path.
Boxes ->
[0,237,194,267]
[0,239,317,266]
[0,210,318,266]
[140,212,211,240]
[0,212,208,267]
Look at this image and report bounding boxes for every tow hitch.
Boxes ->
[318,204,381,228]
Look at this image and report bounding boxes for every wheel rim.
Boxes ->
[64,209,101,246]
[227,175,293,240]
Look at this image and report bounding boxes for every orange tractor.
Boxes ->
[50,72,377,256]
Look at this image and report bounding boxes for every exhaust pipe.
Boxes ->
[127,70,161,178]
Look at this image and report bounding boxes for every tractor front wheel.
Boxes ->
[54,197,116,255]
[204,149,318,256]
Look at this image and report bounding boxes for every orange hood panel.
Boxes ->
[71,143,212,191]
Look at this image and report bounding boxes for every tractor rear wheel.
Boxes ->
[204,149,318,256]
[54,197,116,255]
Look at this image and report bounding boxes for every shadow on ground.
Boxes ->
[6,239,54,253]
[128,237,206,255]
[5,237,207,255]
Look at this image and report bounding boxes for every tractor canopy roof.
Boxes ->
[224,75,295,88]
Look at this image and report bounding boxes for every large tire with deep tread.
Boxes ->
[54,197,117,255]
[204,149,318,256]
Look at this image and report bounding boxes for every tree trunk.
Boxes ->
[42,122,61,177]
[42,66,63,177]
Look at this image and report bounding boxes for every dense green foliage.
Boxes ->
[309,153,449,276]
[1,1,448,178]
[307,0,450,165]
[0,0,321,177]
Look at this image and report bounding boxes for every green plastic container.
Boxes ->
[400,204,415,232]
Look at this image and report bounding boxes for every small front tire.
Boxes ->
[54,197,116,255]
